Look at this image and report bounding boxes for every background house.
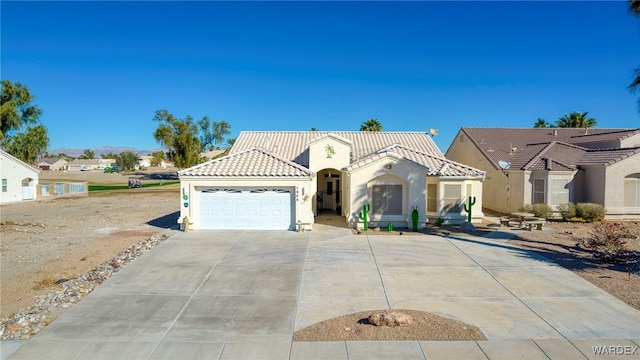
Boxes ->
[0,150,39,204]
[179,131,484,230]
[37,158,69,171]
[445,127,640,220]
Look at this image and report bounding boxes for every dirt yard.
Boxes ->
[0,169,179,318]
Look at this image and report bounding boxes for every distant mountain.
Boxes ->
[48,146,162,158]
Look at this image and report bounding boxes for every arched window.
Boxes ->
[624,174,640,207]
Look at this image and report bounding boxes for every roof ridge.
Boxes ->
[522,142,558,170]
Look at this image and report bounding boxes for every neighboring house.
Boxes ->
[37,158,69,171]
[68,159,101,171]
[178,131,485,230]
[445,127,640,220]
[0,150,39,204]
[137,156,152,168]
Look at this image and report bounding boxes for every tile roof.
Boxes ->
[231,131,443,167]
[178,148,314,177]
[346,144,484,177]
[455,127,640,170]
[580,147,640,166]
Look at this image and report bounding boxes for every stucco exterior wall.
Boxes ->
[308,136,351,173]
[179,177,314,229]
[347,157,427,229]
[602,154,640,219]
[0,151,39,204]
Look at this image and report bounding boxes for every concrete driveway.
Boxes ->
[3,225,640,359]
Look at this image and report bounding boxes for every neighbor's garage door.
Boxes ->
[197,188,293,230]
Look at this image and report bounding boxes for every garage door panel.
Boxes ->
[197,189,293,230]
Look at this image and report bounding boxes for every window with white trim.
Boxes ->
[551,179,569,206]
[533,178,545,204]
[372,185,402,216]
[624,175,640,207]
[443,184,462,213]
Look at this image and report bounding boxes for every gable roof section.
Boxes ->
[178,148,314,178]
[457,127,640,170]
[579,147,640,166]
[347,144,485,177]
[231,131,442,167]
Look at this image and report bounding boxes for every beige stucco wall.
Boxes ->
[179,177,314,229]
[308,135,351,173]
[346,156,427,229]
[433,178,484,224]
[601,154,640,219]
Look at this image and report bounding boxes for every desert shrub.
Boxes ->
[518,203,551,218]
[575,203,605,222]
[582,222,631,262]
[557,202,576,220]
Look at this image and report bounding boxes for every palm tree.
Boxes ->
[555,111,597,128]
[629,0,640,16]
[360,118,383,132]
[533,118,552,128]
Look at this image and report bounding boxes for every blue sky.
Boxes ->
[2,1,639,154]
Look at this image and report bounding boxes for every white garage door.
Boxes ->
[197,188,294,230]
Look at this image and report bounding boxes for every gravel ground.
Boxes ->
[0,170,179,339]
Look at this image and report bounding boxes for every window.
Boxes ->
[427,184,437,212]
[624,175,640,207]
[372,185,402,215]
[443,184,462,213]
[533,179,545,204]
[551,180,569,206]
[2,179,6,192]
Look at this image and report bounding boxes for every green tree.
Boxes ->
[628,0,640,111]
[151,150,165,166]
[79,149,95,159]
[115,151,139,171]
[533,118,552,128]
[152,109,202,168]
[0,80,49,163]
[198,117,231,151]
[360,118,383,132]
[2,125,49,164]
[310,127,319,131]
[555,111,597,128]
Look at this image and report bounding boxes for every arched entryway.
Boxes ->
[315,168,343,216]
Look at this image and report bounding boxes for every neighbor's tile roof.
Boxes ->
[231,131,443,167]
[178,148,314,177]
[347,145,485,177]
[455,127,640,170]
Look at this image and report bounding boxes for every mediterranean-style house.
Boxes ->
[178,131,485,230]
[0,149,39,204]
[445,127,640,220]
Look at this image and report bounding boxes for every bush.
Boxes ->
[557,202,576,220]
[582,222,631,262]
[575,203,605,222]
[518,203,552,219]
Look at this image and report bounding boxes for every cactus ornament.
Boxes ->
[411,206,419,231]
[358,204,370,231]
[463,196,476,222]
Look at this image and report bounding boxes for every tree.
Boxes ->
[79,149,95,159]
[115,151,139,171]
[198,118,231,151]
[360,118,383,132]
[151,150,165,166]
[555,111,597,128]
[0,80,49,163]
[533,118,553,128]
[628,1,640,111]
[152,109,203,168]
[310,127,319,131]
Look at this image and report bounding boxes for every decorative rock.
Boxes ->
[368,311,412,327]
